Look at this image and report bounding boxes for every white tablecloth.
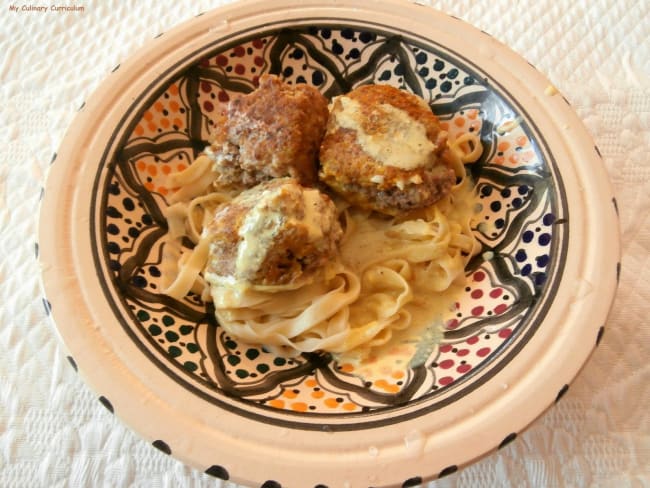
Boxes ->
[1,1,648,486]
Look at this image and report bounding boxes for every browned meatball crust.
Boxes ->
[204,178,342,287]
[318,84,455,215]
[207,75,329,191]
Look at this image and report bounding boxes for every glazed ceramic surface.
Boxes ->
[38,1,620,486]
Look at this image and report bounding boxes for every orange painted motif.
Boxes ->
[338,363,354,373]
[291,402,308,412]
[324,398,340,408]
[374,379,400,393]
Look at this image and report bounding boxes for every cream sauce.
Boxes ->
[234,186,328,281]
[293,188,325,240]
[333,96,436,170]
[235,192,284,280]
[335,181,478,370]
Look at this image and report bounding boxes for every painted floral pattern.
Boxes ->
[96,25,566,429]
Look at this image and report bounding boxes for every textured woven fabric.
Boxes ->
[1,1,648,487]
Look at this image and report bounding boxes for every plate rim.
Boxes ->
[38,0,621,486]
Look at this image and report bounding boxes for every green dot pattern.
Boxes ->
[135,307,202,374]
[134,306,306,388]
[219,334,302,381]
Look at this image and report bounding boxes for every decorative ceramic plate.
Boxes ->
[38,1,620,486]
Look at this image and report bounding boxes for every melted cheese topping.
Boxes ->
[235,196,283,280]
[234,186,326,279]
[299,188,326,240]
[333,96,436,170]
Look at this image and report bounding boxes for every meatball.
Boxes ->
[318,84,455,215]
[206,75,329,191]
[204,178,342,287]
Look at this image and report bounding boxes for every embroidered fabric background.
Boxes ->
[1,1,648,486]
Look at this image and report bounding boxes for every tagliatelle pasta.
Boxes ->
[161,128,482,357]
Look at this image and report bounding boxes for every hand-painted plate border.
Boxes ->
[91,20,567,430]
[38,1,620,486]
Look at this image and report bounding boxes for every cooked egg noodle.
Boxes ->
[162,135,481,356]
[212,179,476,355]
[167,155,221,204]
[161,163,231,301]
[448,132,483,165]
